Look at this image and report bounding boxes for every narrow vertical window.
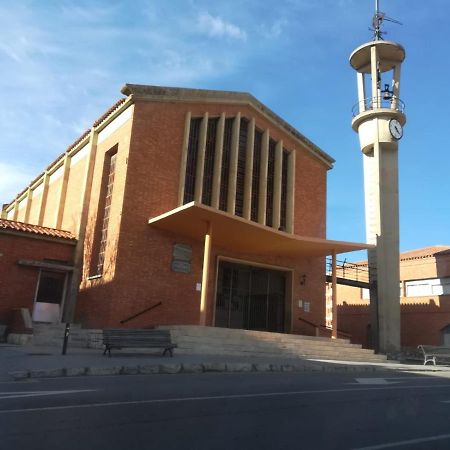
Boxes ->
[202,118,218,206]
[280,149,289,230]
[219,118,234,211]
[95,150,117,275]
[251,129,262,222]
[266,139,276,227]
[183,118,202,204]
[235,118,248,217]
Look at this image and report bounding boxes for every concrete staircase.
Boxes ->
[162,325,387,363]
[31,323,103,349]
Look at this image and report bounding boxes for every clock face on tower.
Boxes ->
[389,119,403,140]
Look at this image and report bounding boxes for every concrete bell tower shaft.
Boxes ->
[350,40,406,354]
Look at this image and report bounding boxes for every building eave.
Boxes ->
[148,202,372,258]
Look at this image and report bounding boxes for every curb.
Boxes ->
[8,361,389,381]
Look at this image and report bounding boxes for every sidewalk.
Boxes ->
[2,343,449,381]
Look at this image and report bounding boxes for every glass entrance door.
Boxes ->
[215,261,286,332]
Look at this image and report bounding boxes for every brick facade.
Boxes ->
[3,85,355,336]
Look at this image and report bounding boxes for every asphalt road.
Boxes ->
[2,371,450,450]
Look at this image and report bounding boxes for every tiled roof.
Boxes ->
[400,246,450,260]
[350,245,450,266]
[0,219,76,241]
[93,97,127,127]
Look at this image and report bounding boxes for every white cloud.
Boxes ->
[197,13,247,40]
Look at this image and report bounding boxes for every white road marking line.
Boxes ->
[354,378,402,385]
[352,432,450,449]
[2,383,450,414]
[348,376,439,385]
[0,390,95,400]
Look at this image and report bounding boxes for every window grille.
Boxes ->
[235,118,248,217]
[266,139,276,227]
[219,118,234,211]
[202,118,218,206]
[251,129,262,222]
[96,152,117,275]
[280,149,289,230]
[183,118,201,204]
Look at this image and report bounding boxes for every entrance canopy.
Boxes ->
[148,202,373,257]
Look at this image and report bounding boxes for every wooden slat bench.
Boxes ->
[417,345,450,366]
[103,329,176,357]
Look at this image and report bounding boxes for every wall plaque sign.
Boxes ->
[171,244,192,273]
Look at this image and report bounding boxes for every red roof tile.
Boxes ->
[400,246,450,260]
[0,219,76,241]
[349,245,450,266]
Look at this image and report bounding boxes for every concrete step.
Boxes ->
[163,325,384,363]
[32,327,103,349]
[173,339,378,358]
[175,342,387,360]
[164,325,351,344]
[171,334,363,350]
[174,348,387,363]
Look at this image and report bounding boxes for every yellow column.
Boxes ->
[211,113,225,209]
[286,150,295,233]
[194,113,208,203]
[63,127,98,322]
[37,172,50,226]
[227,113,241,214]
[12,199,20,221]
[200,221,213,326]
[178,112,192,206]
[243,118,255,220]
[331,251,338,339]
[258,129,269,224]
[24,188,33,223]
[55,154,71,229]
[272,140,283,230]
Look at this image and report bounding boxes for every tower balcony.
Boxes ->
[352,96,405,117]
[352,96,406,133]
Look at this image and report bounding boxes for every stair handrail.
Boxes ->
[120,301,162,325]
[298,316,351,339]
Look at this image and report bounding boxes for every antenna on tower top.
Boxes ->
[370,0,402,40]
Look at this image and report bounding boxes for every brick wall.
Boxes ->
[0,233,75,325]
[74,99,328,330]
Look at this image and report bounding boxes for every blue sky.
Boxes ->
[1,0,449,260]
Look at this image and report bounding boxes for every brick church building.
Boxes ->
[1,85,369,336]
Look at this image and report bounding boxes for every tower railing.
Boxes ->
[352,96,405,117]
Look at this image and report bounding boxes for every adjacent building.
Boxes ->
[337,246,450,348]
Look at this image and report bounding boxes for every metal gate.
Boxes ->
[215,261,286,332]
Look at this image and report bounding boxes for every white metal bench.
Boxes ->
[417,345,450,366]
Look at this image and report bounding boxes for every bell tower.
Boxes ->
[350,0,405,354]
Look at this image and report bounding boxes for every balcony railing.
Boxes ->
[352,96,405,117]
